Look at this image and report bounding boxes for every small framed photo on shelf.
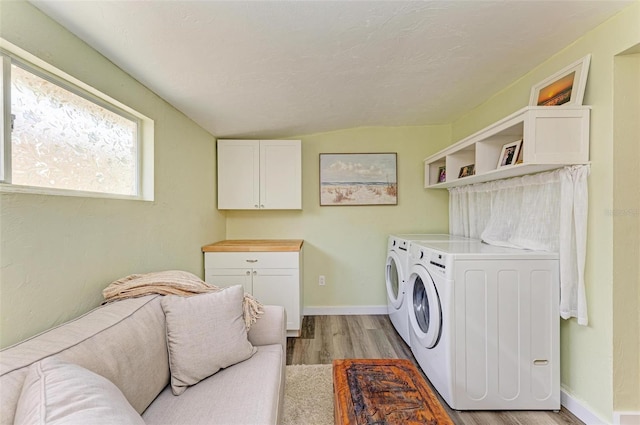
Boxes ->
[515,142,524,164]
[497,139,522,168]
[529,54,591,107]
[437,166,446,183]
[458,164,475,178]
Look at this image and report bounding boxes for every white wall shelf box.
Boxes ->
[217,139,302,209]
[202,240,304,337]
[424,106,590,189]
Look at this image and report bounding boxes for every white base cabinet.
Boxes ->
[204,250,303,336]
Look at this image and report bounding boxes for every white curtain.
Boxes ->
[449,165,589,325]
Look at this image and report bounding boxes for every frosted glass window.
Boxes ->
[9,63,138,195]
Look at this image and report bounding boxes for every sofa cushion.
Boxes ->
[0,295,169,425]
[142,344,283,425]
[161,285,256,395]
[14,357,144,425]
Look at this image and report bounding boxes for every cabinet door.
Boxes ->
[205,268,252,294]
[217,140,260,209]
[260,140,301,209]
[252,268,300,331]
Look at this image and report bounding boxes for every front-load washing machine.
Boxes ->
[407,239,560,410]
[386,234,469,346]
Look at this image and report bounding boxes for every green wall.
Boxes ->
[450,2,640,421]
[226,125,452,309]
[0,1,225,347]
[613,51,640,414]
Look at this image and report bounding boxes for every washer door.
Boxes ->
[408,264,442,349]
[386,251,405,309]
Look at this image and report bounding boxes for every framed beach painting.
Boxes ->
[319,153,397,206]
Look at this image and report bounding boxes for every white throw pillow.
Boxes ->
[14,357,144,425]
[161,285,257,395]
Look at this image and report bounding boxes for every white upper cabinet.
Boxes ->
[217,139,301,209]
[424,106,590,188]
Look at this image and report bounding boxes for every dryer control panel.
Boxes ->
[410,245,451,278]
[389,237,409,252]
[429,252,446,269]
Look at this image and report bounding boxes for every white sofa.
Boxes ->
[0,293,286,425]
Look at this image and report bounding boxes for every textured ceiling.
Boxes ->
[31,0,631,139]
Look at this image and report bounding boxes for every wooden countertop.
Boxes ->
[202,239,304,252]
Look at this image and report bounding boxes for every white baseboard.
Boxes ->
[613,412,640,425]
[303,305,388,316]
[561,390,609,424]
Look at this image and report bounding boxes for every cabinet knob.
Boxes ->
[246,271,250,275]
[260,204,265,208]
[254,204,259,208]
[246,259,258,263]
[253,271,257,276]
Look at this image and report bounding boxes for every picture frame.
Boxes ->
[319,153,397,206]
[437,166,446,183]
[497,139,522,168]
[458,164,475,178]
[529,54,591,106]
[515,142,524,164]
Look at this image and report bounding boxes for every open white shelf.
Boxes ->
[424,106,590,189]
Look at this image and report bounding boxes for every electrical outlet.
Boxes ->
[319,275,326,286]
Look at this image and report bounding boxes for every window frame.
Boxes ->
[0,39,154,201]
[1,54,10,184]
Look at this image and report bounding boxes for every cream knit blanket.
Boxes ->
[102,270,263,329]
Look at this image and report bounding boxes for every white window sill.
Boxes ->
[0,183,153,202]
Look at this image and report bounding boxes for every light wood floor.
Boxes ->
[286,315,584,425]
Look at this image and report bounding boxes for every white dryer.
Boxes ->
[407,239,560,410]
[386,234,469,346]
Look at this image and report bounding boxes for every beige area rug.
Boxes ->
[282,364,334,425]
